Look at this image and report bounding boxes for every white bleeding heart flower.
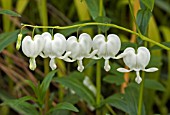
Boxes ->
[22,34,45,70]
[92,34,121,71]
[116,47,158,84]
[40,32,72,70]
[66,33,97,72]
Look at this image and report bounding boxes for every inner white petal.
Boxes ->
[29,58,36,70]
[135,71,142,84]
[77,60,84,72]
[49,58,57,70]
[104,59,111,72]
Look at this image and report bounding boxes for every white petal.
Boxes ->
[104,59,111,72]
[122,47,136,70]
[77,60,84,72]
[22,36,34,57]
[29,58,36,70]
[49,58,57,70]
[135,71,142,84]
[143,67,158,72]
[66,36,80,59]
[93,34,106,57]
[117,68,132,72]
[79,33,92,56]
[34,34,44,56]
[52,33,66,56]
[106,34,121,57]
[136,47,150,69]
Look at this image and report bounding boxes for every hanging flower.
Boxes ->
[116,47,158,84]
[66,33,97,72]
[92,34,121,71]
[40,32,72,70]
[22,34,45,70]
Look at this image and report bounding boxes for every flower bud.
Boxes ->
[16,33,22,50]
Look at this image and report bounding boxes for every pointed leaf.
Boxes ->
[0,9,21,17]
[2,98,38,115]
[144,79,165,91]
[102,94,128,112]
[85,0,99,20]
[54,72,95,106]
[49,102,79,113]
[0,29,29,52]
[40,70,56,97]
[103,75,124,85]
[140,0,155,11]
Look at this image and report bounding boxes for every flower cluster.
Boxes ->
[21,32,158,84]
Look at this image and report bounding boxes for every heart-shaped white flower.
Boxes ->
[22,34,44,70]
[40,32,72,70]
[92,34,121,71]
[66,33,97,72]
[117,47,158,84]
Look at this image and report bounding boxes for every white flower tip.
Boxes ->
[77,65,84,72]
[144,67,158,72]
[104,64,110,72]
[135,76,142,84]
[117,68,131,72]
[114,53,126,59]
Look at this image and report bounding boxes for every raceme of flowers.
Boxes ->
[21,32,158,84]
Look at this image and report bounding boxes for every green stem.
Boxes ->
[138,72,145,115]
[106,104,116,115]
[96,1,103,115]
[21,22,170,50]
[96,61,101,115]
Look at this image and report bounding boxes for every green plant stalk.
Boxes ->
[96,61,101,115]
[21,23,170,51]
[138,72,145,115]
[37,0,49,114]
[96,0,103,115]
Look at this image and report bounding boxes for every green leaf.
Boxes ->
[103,84,146,115]
[0,9,21,17]
[103,75,124,85]
[54,72,95,106]
[136,9,152,44]
[85,0,99,20]
[102,94,128,112]
[40,70,56,99]
[140,0,155,11]
[3,99,38,115]
[49,102,79,113]
[124,84,146,115]
[136,9,152,35]
[155,0,170,14]
[0,29,28,52]
[144,79,165,91]
[95,16,111,33]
